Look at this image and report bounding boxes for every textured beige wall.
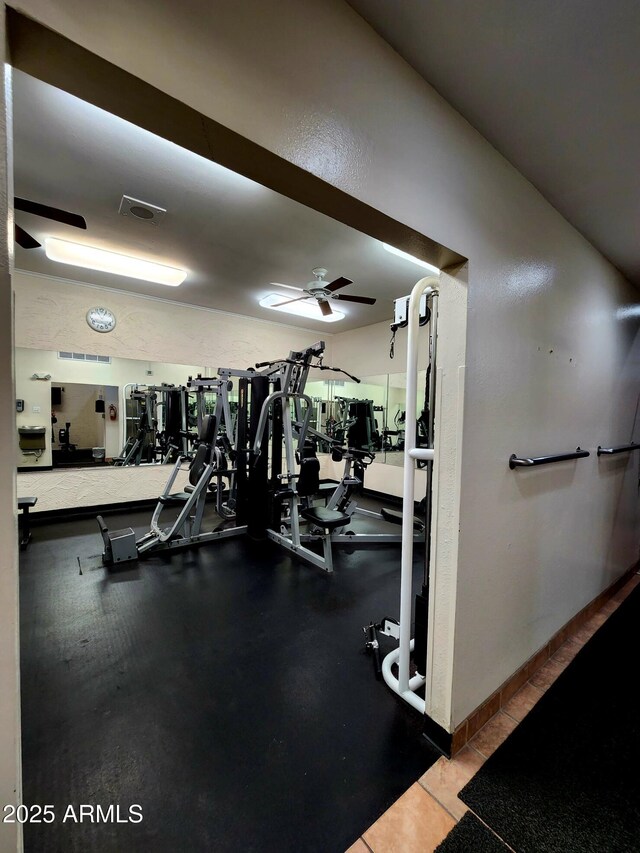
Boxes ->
[14,271,330,369]
[17,464,188,512]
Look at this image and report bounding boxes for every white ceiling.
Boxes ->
[12,70,430,333]
[347,0,640,287]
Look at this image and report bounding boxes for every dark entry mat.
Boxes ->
[459,581,640,853]
[435,812,510,852]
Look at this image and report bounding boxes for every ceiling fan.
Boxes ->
[14,197,87,250]
[271,267,376,317]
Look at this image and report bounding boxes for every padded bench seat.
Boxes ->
[381,506,425,532]
[158,484,198,505]
[300,505,350,531]
[18,496,37,550]
[158,492,192,505]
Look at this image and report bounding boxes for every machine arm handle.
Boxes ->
[315,364,360,383]
[253,358,359,383]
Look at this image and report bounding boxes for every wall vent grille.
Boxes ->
[58,351,111,364]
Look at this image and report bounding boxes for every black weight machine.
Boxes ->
[249,342,424,572]
[99,341,420,573]
[247,341,356,572]
[100,373,246,564]
[323,445,425,542]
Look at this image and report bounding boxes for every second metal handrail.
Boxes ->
[597,443,640,456]
[509,447,590,469]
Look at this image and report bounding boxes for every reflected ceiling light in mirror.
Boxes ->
[382,243,440,274]
[259,293,344,322]
[44,238,187,286]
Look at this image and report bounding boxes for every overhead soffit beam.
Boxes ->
[6,7,467,276]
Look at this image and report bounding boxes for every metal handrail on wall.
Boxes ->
[509,448,590,469]
[597,443,640,456]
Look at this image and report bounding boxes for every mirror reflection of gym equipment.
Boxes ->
[383,370,430,465]
[14,348,423,473]
[332,396,382,452]
[116,383,191,466]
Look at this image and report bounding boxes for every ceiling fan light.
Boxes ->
[44,237,187,286]
[382,243,440,274]
[260,293,344,322]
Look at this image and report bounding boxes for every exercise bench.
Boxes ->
[17,496,37,550]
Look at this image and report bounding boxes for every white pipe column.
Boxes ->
[398,276,439,695]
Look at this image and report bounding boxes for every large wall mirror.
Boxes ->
[16,348,430,477]
[16,347,207,470]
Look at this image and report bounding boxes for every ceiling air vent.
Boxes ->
[118,195,166,225]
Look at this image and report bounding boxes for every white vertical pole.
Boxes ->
[398,277,439,694]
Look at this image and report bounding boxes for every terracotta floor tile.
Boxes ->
[363,782,455,853]
[564,634,588,655]
[567,621,599,647]
[586,610,608,630]
[551,640,582,666]
[419,746,486,820]
[529,657,567,691]
[598,598,620,617]
[502,682,544,722]
[345,839,370,853]
[613,575,640,602]
[468,711,518,758]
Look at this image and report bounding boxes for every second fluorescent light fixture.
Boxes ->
[383,243,440,275]
[45,238,187,286]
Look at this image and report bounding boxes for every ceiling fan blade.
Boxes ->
[318,298,333,317]
[15,197,87,230]
[270,295,311,307]
[331,293,376,305]
[325,276,353,293]
[270,282,306,292]
[15,224,41,249]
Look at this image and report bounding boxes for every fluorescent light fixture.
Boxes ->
[44,238,187,286]
[260,293,344,323]
[382,243,440,274]
[269,282,304,291]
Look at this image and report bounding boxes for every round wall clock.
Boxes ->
[86,306,116,333]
